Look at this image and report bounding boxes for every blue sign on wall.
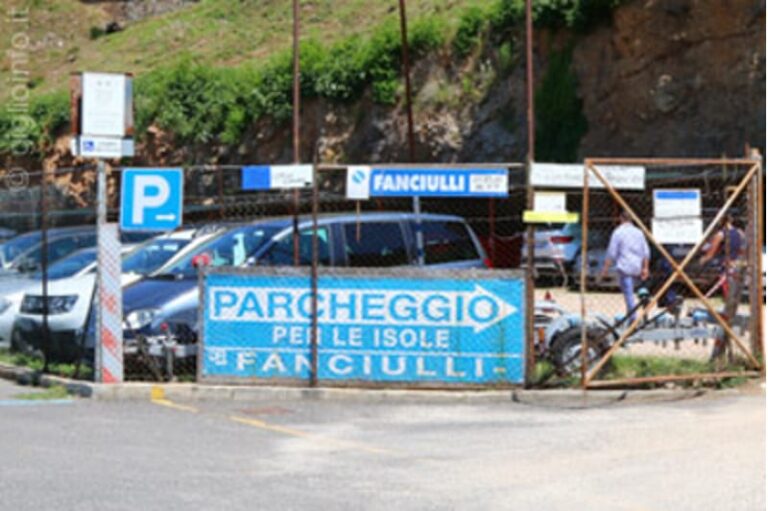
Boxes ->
[369,168,508,198]
[202,272,525,385]
[120,168,183,231]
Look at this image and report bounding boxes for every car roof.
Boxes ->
[242,212,470,230]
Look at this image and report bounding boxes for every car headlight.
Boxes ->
[20,295,78,315]
[124,309,157,330]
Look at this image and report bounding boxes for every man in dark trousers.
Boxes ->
[700,212,746,357]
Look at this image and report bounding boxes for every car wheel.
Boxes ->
[550,326,612,377]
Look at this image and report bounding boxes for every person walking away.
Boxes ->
[599,211,650,323]
[699,212,746,360]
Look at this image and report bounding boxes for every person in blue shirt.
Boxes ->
[599,211,651,322]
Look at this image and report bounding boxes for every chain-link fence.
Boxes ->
[0,166,99,378]
[558,159,764,388]
[1,161,762,388]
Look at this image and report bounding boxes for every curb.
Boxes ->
[0,362,735,405]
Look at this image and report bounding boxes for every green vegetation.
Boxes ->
[534,48,588,162]
[453,6,488,58]
[0,0,623,156]
[14,385,71,401]
[0,348,92,380]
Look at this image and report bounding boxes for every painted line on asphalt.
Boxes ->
[151,398,200,413]
[0,399,73,406]
[148,387,390,455]
[149,386,199,413]
[229,415,394,456]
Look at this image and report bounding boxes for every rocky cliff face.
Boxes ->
[41,0,767,170]
[573,0,765,158]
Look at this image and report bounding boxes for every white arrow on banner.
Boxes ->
[208,284,518,333]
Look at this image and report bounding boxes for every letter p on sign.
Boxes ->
[120,168,183,232]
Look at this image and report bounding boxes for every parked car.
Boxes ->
[0,246,109,348]
[0,226,156,274]
[521,222,610,285]
[12,273,96,361]
[121,227,222,287]
[0,226,92,271]
[119,213,489,370]
[571,248,620,290]
[6,228,218,357]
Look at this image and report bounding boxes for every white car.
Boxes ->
[9,226,222,359]
[121,228,220,287]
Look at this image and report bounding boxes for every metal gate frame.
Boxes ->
[580,157,764,389]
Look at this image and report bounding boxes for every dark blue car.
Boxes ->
[121,213,489,351]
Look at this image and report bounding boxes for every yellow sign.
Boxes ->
[523,210,580,224]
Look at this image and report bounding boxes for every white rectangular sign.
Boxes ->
[346,166,372,200]
[72,136,134,158]
[653,189,701,218]
[531,163,646,190]
[271,164,313,189]
[534,191,566,212]
[81,72,128,137]
[652,217,704,244]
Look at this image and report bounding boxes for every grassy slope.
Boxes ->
[0,0,495,103]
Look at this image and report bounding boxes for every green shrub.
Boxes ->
[453,6,487,58]
[534,48,587,162]
[89,26,105,40]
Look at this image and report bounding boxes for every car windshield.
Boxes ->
[159,225,279,278]
[122,238,192,275]
[32,249,96,280]
[0,232,41,266]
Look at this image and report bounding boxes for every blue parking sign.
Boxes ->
[120,168,183,231]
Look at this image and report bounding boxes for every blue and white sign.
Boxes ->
[120,168,183,232]
[346,167,508,200]
[652,189,702,244]
[653,189,701,218]
[242,165,313,190]
[202,271,525,385]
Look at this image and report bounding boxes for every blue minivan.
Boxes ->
[120,213,489,354]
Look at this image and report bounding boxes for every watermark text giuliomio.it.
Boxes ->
[4,4,32,191]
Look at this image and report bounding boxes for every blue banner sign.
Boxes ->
[202,271,525,385]
[346,167,508,199]
[242,165,313,190]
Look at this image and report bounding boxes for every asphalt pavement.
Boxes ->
[0,378,763,511]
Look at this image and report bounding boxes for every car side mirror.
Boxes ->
[191,253,211,269]
[16,258,38,273]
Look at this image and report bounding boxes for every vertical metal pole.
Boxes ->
[40,168,50,372]
[95,159,107,381]
[292,0,301,266]
[580,162,590,388]
[752,155,765,373]
[523,0,536,386]
[489,198,497,265]
[217,166,225,220]
[398,0,424,264]
[525,0,535,159]
[310,162,319,387]
[399,0,416,161]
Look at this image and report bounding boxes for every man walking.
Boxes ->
[600,210,650,322]
[699,212,746,360]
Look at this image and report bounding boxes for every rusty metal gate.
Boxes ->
[578,157,764,388]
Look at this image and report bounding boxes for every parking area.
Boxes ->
[0,378,763,511]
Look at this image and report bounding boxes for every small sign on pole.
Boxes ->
[70,72,134,159]
[120,168,184,232]
[70,71,135,383]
